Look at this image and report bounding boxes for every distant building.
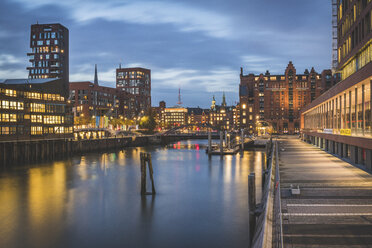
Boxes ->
[27,23,69,97]
[161,107,187,128]
[69,81,120,118]
[0,78,73,140]
[301,1,372,168]
[152,101,166,129]
[70,66,132,125]
[239,62,338,134]
[187,107,209,126]
[116,67,151,117]
[209,94,234,131]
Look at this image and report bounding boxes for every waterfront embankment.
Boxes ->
[279,136,372,247]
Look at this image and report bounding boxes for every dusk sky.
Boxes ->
[0,0,332,108]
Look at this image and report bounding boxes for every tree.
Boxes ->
[139,109,157,132]
[74,115,94,126]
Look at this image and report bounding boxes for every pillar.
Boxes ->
[337,142,343,157]
[350,145,357,164]
[366,149,372,171]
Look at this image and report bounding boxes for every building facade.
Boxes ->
[69,81,121,119]
[209,95,234,131]
[239,62,337,134]
[116,67,151,118]
[0,23,73,141]
[0,79,73,141]
[160,107,188,128]
[301,0,372,169]
[27,23,69,97]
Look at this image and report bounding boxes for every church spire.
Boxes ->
[94,64,98,85]
[221,92,226,107]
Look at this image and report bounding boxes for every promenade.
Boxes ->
[279,137,372,247]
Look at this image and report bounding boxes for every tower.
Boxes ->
[221,92,226,107]
[94,64,98,85]
[211,95,216,111]
[177,88,182,105]
[27,23,69,95]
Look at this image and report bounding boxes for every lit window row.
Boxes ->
[0,113,17,122]
[1,101,24,110]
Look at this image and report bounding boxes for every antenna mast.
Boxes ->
[177,88,182,105]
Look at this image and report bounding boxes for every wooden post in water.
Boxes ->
[241,129,244,151]
[248,172,256,246]
[208,131,212,156]
[140,152,156,195]
[220,131,224,156]
[224,131,227,148]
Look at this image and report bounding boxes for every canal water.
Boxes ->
[0,140,265,248]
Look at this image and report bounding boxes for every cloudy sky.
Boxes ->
[0,0,332,108]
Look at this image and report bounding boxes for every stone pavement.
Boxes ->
[279,136,372,248]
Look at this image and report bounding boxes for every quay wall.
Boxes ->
[0,134,219,167]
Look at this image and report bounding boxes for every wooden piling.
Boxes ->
[248,172,256,245]
[208,131,212,157]
[220,131,223,156]
[140,152,156,195]
[241,129,244,151]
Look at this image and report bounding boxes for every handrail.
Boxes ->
[251,140,276,247]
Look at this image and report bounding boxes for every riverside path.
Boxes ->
[279,136,372,247]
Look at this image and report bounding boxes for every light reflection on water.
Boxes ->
[0,140,265,248]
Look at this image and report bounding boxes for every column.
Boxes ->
[362,84,365,135]
[366,149,372,171]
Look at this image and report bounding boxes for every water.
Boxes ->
[0,140,265,248]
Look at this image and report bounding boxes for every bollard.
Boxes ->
[248,172,256,245]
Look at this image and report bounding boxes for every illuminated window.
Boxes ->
[1,101,9,109]
[1,113,9,122]
[31,115,43,123]
[31,126,43,135]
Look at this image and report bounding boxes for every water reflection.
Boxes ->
[0,140,265,248]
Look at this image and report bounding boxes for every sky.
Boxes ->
[0,0,332,108]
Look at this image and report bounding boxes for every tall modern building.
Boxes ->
[301,1,372,169]
[239,62,337,134]
[27,23,69,97]
[116,67,151,117]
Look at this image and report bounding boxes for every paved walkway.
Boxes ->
[279,136,372,248]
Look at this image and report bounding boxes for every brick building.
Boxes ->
[116,67,151,118]
[239,62,338,134]
[209,94,234,131]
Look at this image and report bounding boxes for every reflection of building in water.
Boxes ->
[27,162,67,246]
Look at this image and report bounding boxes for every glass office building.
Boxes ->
[301,0,372,170]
